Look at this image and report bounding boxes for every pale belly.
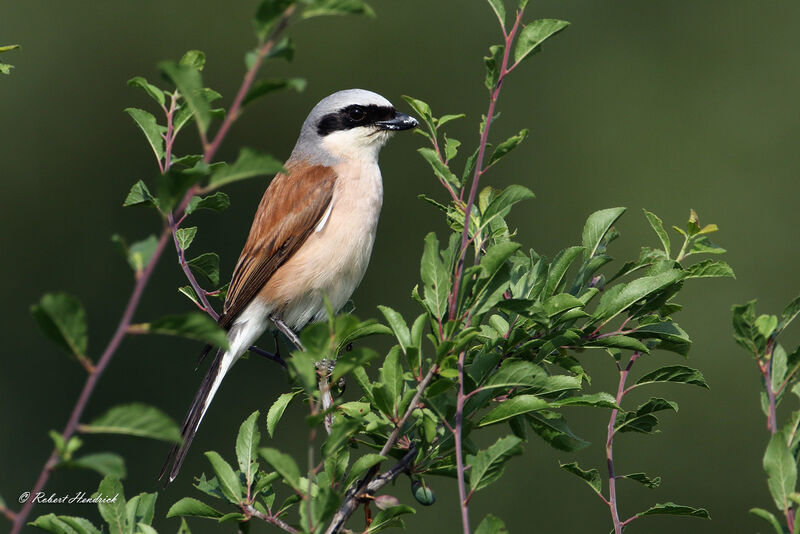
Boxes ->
[259,160,383,330]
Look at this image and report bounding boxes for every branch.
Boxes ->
[245,505,299,534]
[324,446,417,534]
[606,351,640,534]
[11,10,300,530]
[324,367,437,534]
[10,229,171,534]
[448,9,523,321]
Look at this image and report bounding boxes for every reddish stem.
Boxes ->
[10,230,171,534]
[606,352,640,534]
[448,10,523,320]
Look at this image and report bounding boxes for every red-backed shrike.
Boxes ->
[160,89,418,482]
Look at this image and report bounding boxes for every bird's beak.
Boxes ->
[376,112,419,131]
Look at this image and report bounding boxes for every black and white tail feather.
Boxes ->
[159,346,233,484]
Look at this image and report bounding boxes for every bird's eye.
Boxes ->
[348,107,366,121]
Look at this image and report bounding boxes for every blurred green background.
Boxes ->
[2,0,799,532]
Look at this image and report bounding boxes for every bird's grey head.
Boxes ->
[291,89,418,164]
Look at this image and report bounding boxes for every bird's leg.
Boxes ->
[316,359,335,434]
[270,315,333,433]
[271,316,305,351]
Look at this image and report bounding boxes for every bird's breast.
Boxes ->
[261,160,383,328]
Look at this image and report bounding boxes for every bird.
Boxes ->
[159,88,418,483]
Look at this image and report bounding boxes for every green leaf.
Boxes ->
[373,347,403,417]
[749,508,784,534]
[467,435,523,491]
[187,252,220,286]
[781,296,800,332]
[127,76,165,106]
[591,269,685,327]
[636,502,710,519]
[764,430,797,510]
[484,44,504,90]
[236,411,261,487]
[30,514,101,534]
[179,50,206,70]
[157,164,210,213]
[479,395,549,426]
[158,60,211,134]
[417,147,459,188]
[344,454,385,489]
[480,242,521,279]
[31,292,88,361]
[260,447,302,491]
[96,476,126,534]
[185,192,231,214]
[126,492,157,529]
[689,235,726,255]
[513,19,570,64]
[684,259,735,279]
[207,148,284,189]
[123,180,156,208]
[322,417,361,457]
[585,335,649,353]
[59,453,127,479]
[254,0,294,38]
[757,314,780,339]
[615,397,678,434]
[488,129,529,167]
[549,392,618,409]
[126,235,159,274]
[124,108,164,161]
[267,391,299,438]
[367,505,415,533]
[378,306,411,352]
[438,113,466,128]
[481,184,535,225]
[484,360,540,390]
[543,246,584,298]
[331,347,379,382]
[475,514,509,534]
[630,321,691,356]
[560,462,602,495]
[402,96,435,134]
[619,472,661,489]
[634,365,709,389]
[420,233,450,320]
[176,227,197,251]
[243,78,306,107]
[303,0,376,19]
[204,451,243,504]
[146,312,229,349]
[641,209,671,257]
[543,293,585,318]
[166,497,224,519]
[527,411,590,452]
[485,0,506,29]
[582,207,626,259]
[82,403,181,442]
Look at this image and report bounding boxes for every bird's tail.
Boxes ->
[159,348,235,484]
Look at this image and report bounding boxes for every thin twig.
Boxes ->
[324,368,437,534]
[245,505,299,534]
[11,9,299,528]
[10,229,171,534]
[606,351,640,534]
[324,447,418,534]
[448,9,523,320]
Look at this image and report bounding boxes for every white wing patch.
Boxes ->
[315,200,334,232]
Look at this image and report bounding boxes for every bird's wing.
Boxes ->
[218,163,337,329]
